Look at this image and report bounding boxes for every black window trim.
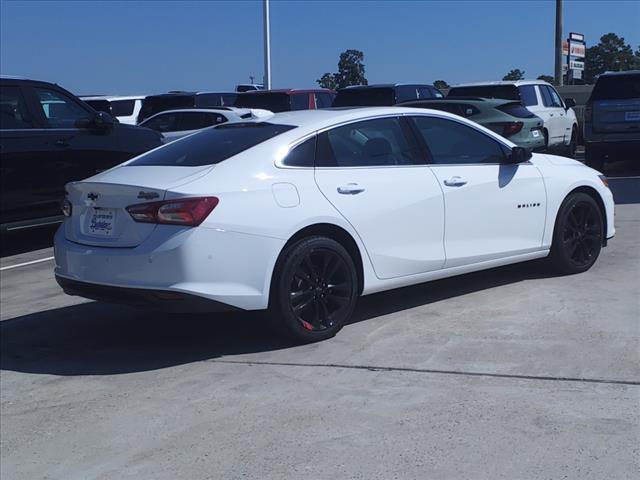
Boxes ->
[405,113,518,166]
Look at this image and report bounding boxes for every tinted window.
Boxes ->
[591,74,640,100]
[518,85,538,106]
[110,99,136,116]
[448,85,520,101]
[234,93,291,112]
[316,117,423,167]
[0,86,33,129]
[547,86,563,107]
[129,122,296,167]
[141,113,179,132]
[396,85,418,103]
[84,99,111,113]
[178,112,226,131]
[332,88,395,107]
[139,95,194,122]
[220,94,238,106]
[496,102,535,118]
[539,85,553,107]
[195,93,237,108]
[282,136,316,167]
[411,116,506,164]
[34,87,90,128]
[290,94,309,111]
[315,93,333,108]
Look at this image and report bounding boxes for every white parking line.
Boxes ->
[0,256,55,272]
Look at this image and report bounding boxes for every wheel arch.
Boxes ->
[270,223,366,297]
[561,185,609,246]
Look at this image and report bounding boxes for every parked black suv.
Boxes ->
[332,83,444,107]
[0,77,163,232]
[137,91,238,123]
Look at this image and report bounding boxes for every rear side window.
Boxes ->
[332,88,395,107]
[129,122,296,167]
[282,136,316,167]
[290,94,308,111]
[141,113,179,132]
[591,74,640,100]
[316,117,423,167]
[396,86,418,103]
[518,85,538,106]
[410,116,506,165]
[84,99,111,113]
[315,93,333,108]
[177,112,226,131]
[110,100,136,116]
[234,93,291,112]
[448,85,520,101]
[0,86,33,129]
[496,103,535,118]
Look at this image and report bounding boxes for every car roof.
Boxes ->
[401,97,516,106]
[341,83,435,90]
[240,88,334,95]
[143,108,242,116]
[80,95,146,101]
[451,79,550,87]
[597,70,640,77]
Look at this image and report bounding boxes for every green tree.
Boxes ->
[584,33,637,83]
[502,69,525,81]
[317,49,367,89]
[433,79,450,89]
[537,74,554,83]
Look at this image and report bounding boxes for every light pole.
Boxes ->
[263,0,272,89]
[554,0,563,86]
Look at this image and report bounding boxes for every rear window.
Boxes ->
[332,88,395,107]
[110,99,136,117]
[448,85,520,101]
[234,92,291,112]
[591,74,640,100]
[139,95,194,122]
[128,122,296,167]
[496,103,535,118]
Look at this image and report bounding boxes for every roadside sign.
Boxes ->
[569,32,585,42]
[570,60,585,70]
[562,40,569,56]
[569,42,585,58]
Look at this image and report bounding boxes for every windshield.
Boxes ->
[591,74,640,100]
[333,88,395,107]
[234,93,291,112]
[448,85,520,101]
[128,122,296,167]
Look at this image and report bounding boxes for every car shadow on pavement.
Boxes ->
[1,259,561,376]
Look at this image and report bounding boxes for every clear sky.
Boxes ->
[1,0,638,96]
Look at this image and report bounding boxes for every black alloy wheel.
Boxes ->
[270,236,358,342]
[549,192,604,274]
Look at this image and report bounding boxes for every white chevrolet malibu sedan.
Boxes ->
[54,107,615,342]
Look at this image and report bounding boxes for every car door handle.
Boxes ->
[337,183,365,195]
[54,139,70,147]
[443,176,468,187]
[549,113,554,117]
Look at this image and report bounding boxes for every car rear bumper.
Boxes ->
[54,224,285,310]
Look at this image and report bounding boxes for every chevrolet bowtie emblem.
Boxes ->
[87,192,99,201]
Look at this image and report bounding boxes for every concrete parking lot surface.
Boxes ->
[1,179,639,479]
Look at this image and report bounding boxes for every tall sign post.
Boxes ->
[263,0,272,90]
[554,0,563,86]
[566,32,586,85]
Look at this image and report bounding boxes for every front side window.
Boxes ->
[539,86,562,108]
[141,113,179,132]
[518,85,538,106]
[0,86,33,129]
[129,122,296,167]
[396,86,418,103]
[316,117,423,167]
[410,116,507,165]
[547,86,564,107]
[290,94,309,111]
[34,87,90,128]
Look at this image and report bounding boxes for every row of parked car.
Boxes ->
[1,71,638,232]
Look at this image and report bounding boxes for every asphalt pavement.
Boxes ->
[1,166,638,479]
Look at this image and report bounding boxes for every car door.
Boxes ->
[314,116,445,279]
[546,85,573,144]
[0,83,61,225]
[537,85,566,146]
[408,114,546,269]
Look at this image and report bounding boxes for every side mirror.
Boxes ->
[75,111,115,132]
[564,97,576,109]
[508,146,532,164]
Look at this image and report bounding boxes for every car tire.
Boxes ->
[543,129,550,152]
[548,192,604,275]
[269,236,358,342]
[584,144,605,171]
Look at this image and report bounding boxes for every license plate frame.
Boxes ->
[88,208,116,237]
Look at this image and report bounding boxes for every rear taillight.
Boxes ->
[127,197,219,226]
[61,198,72,217]
[489,121,523,137]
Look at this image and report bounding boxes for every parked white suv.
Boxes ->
[81,95,145,125]
[449,80,578,156]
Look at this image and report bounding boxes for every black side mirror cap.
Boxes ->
[564,97,576,109]
[75,111,115,131]
[509,146,532,164]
